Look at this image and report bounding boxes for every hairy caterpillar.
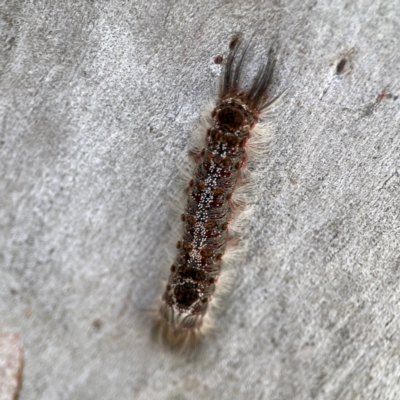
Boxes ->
[153,34,276,350]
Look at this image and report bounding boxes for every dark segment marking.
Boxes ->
[179,266,206,282]
[217,107,244,130]
[174,284,199,308]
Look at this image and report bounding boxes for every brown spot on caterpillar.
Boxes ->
[208,277,215,285]
[171,265,176,273]
[214,155,222,164]
[196,181,206,191]
[200,148,205,156]
[221,157,232,167]
[186,215,196,225]
[205,151,214,163]
[204,220,217,230]
[214,55,223,64]
[221,222,228,231]
[176,241,181,249]
[200,247,213,258]
[181,214,185,221]
[182,242,194,252]
[216,253,223,261]
[217,107,244,130]
[174,284,199,308]
[210,129,223,143]
[226,134,239,147]
[213,187,224,196]
[189,179,193,187]
[201,297,208,303]
[219,134,227,143]
[226,193,232,200]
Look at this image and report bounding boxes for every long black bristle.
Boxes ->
[248,50,275,108]
[231,41,251,92]
[220,35,275,109]
[220,35,242,97]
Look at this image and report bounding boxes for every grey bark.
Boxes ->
[0,1,399,399]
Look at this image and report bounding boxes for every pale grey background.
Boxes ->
[1,0,399,399]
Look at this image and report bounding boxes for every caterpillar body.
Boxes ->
[154,34,276,350]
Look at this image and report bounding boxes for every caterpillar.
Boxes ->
[153,34,276,350]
